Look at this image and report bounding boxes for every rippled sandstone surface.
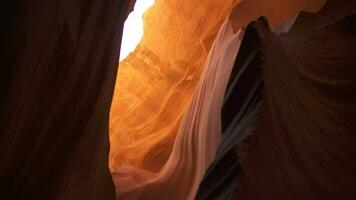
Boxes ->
[109,0,239,172]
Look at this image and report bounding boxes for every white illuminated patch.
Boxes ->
[119,0,155,61]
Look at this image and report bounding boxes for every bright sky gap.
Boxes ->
[119,0,155,61]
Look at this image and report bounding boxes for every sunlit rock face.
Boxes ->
[109,0,238,172]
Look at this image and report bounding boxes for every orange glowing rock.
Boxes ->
[109,0,238,172]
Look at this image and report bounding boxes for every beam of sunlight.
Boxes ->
[119,0,155,61]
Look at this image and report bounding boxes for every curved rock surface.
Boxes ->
[235,12,356,199]
[0,0,135,199]
[109,0,239,173]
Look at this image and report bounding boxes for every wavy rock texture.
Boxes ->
[1,0,354,199]
[195,14,299,200]
[196,2,356,200]
[196,18,264,200]
[197,1,356,199]
[234,12,356,199]
[0,0,135,199]
[109,0,239,173]
[114,17,244,200]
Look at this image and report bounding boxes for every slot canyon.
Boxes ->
[109,0,236,174]
[0,0,355,200]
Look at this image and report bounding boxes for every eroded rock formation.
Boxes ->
[109,0,239,172]
[0,0,135,199]
[197,1,356,199]
[1,0,355,199]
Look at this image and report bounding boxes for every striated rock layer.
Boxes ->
[0,0,135,199]
[235,12,356,199]
[109,0,240,173]
[196,1,356,199]
[114,17,243,200]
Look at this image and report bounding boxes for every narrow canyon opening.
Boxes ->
[109,0,238,174]
[1,0,355,199]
